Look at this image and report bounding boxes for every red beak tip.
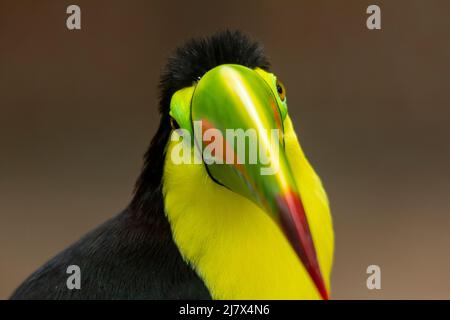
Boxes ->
[320,288,329,300]
[313,275,329,300]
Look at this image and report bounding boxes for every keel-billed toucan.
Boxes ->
[11,31,334,300]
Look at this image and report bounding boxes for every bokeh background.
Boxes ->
[1,0,449,299]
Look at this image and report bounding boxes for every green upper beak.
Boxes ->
[190,64,328,299]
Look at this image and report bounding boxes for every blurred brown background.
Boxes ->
[1,0,449,299]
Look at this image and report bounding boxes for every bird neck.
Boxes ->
[131,116,171,219]
[162,116,334,299]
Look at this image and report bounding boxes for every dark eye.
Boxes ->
[170,117,180,130]
[276,80,286,101]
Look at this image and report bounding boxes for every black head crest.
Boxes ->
[159,30,270,114]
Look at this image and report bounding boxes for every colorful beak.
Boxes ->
[191,64,328,299]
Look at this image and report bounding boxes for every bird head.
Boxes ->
[133,31,332,299]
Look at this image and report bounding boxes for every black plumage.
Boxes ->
[10,30,268,299]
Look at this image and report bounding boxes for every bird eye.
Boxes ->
[276,80,286,101]
[170,117,180,130]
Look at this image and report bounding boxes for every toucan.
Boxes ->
[11,31,334,300]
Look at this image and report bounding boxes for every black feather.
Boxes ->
[11,30,268,299]
[11,208,210,299]
[157,30,269,116]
